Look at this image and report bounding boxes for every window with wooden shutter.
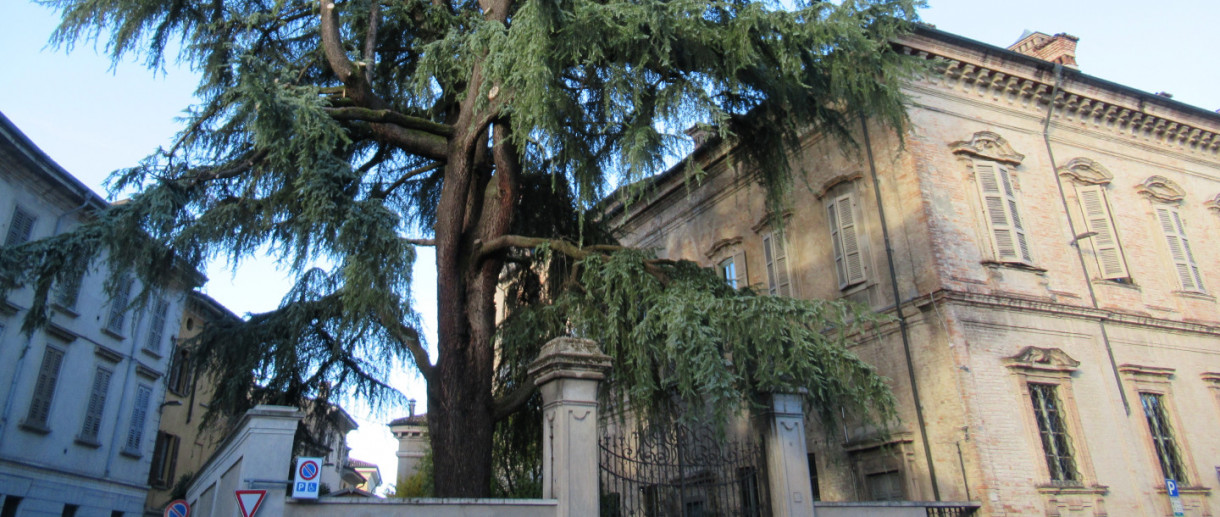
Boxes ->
[148,431,181,487]
[145,297,169,352]
[105,278,133,336]
[26,346,65,428]
[827,193,867,289]
[973,161,1032,264]
[79,367,113,443]
[4,207,36,247]
[1155,207,1204,292]
[762,232,791,297]
[1074,184,1129,280]
[124,384,152,454]
[55,269,86,311]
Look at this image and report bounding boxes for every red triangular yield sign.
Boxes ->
[234,490,267,517]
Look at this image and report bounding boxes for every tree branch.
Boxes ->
[492,377,538,422]
[323,107,454,137]
[372,162,442,199]
[375,306,433,382]
[404,238,435,246]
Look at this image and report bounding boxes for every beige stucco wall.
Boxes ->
[613,27,1220,517]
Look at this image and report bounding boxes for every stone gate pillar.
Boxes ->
[529,337,612,517]
[763,392,816,517]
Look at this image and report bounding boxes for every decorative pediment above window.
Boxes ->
[1136,176,1186,203]
[816,172,864,199]
[704,237,743,260]
[950,131,1025,165]
[1205,193,1220,215]
[1057,158,1113,185]
[1118,364,1174,380]
[1005,346,1080,372]
[751,210,792,234]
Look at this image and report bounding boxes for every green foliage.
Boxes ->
[500,249,897,431]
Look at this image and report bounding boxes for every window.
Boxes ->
[1028,383,1079,483]
[145,297,170,353]
[865,470,904,501]
[807,453,821,501]
[4,207,36,247]
[826,192,866,289]
[54,269,85,311]
[1155,207,1204,292]
[737,466,762,517]
[124,384,153,454]
[105,278,133,336]
[148,431,181,488]
[762,232,791,297]
[973,160,1032,264]
[718,257,738,289]
[167,348,192,396]
[25,346,65,429]
[79,367,113,444]
[1140,392,1188,483]
[2,496,22,517]
[62,504,78,517]
[1074,184,1129,280]
[1007,347,1099,486]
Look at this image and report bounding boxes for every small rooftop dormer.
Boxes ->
[1008,31,1079,69]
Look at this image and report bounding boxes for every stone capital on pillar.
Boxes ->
[762,391,816,517]
[529,337,612,517]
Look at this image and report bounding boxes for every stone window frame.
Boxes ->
[704,237,748,290]
[843,433,922,502]
[751,212,794,298]
[951,131,1036,267]
[817,173,872,291]
[1118,364,1204,490]
[1004,347,1102,491]
[1057,158,1132,283]
[1136,176,1207,295]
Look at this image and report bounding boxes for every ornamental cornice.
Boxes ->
[1136,175,1186,203]
[1057,157,1113,185]
[1205,193,1220,214]
[897,44,1220,157]
[1005,346,1080,372]
[949,131,1025,165]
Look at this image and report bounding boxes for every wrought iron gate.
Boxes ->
[599,422,771,517]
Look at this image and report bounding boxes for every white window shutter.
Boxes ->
[106,279,133,335]
[5,207,36,246]
[146,297,169,352]
[126,384,152,452]
[827,200,846,285]
[81,367,112,441]
[837,194,866,287]
[1075,185,1129,280]
[763,232,792,297]
[974,161,1030,263]
[1156,208,1204,292]
[27,347,64,426]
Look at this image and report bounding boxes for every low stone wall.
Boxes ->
[286,497,558,517]
[815,501,980,516]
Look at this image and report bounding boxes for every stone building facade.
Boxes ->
[611,26,1220,516]
[0,111,191,516]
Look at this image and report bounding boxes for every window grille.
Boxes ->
[1029,383,1079,483]
[1140,392,1188,483]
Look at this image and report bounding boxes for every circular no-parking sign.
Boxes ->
[298,459,320,481]
[163,499,190,517]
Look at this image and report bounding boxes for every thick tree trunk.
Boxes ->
[427,115,517,497]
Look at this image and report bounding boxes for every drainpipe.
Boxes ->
[1040,63,1130,415]
[860,116,941,501]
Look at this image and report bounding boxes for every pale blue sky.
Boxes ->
[2,0,1216,491]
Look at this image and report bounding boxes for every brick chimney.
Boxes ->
[1008,31,1079,69]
